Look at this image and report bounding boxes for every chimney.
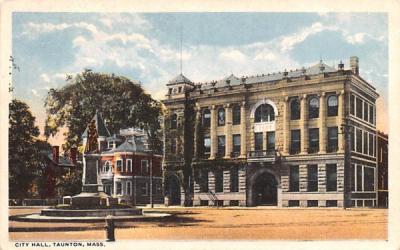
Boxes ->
[338,60,344,71]
[52,146,59,164]
[350,56,359,75]
[70,147,77,165]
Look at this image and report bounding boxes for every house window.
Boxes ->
[369,133,374,156]
[267,131,275,151]
[218,108,225,126]
[308,128,319,153]
[290,99,300,120]
[363,131,368,155]
[127,181,132,195]
[290,129,301,154]
[326,164,337,191]
[204,137,211,156]
[369,105,374,124]
[289,166,299,192]
[232,105,241,125]
[356,97,363,119]
[350,95,355,115]
[170,114,177,129]
[363,102,369,122]
[203,109,211,128]
[327,95,338,117]
[233,134,241,154]
[171,138,177,154]
[308,97,319,119]
[116,160,122,172]
[254,132,263,151]
[127,159,132,172]
[255,104,275,122]
[214,170,223,193]
[103,161,111,172]
[141,160,149,175]
[217,136,226,157]
[116,182,122,195]
[364,167,375,191]
[327,127,338,152]
[230,168,239,192]
[356,129,362,153]
[307,165,318,192]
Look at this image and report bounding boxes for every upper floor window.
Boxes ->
[232,105,241,125]
[171,138,177,154]
[369,105,374,124]
[350,95,355,115]
[168,88,172,95]
[327,127,338,152]
[116,159,123,172]
[217,136,226,157]
[203,109,211,128]
[103,161,111,172]
[356,97,363,118]
[308,128,319,153]
[254,132,263,151]
[218,108,225,126]
[290,99,300,120]
[170,113,177,129]
[255,104,275,123]
[126,159,132,172]
[141,160,149,175]
[308,97,319,119]
[363,102,369,122]
[233,134,241,153]
[267,131,275,151]
[203,137,211,155]
[290,129,301,154]
[327,95,338,117]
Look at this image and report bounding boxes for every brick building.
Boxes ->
[162,56,380,208]
[376,131,388,207]
[82,112,163,205]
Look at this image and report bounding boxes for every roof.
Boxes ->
[200,61,336,90]
[45,153,75,167]
[105,139,147,153]
[167,73,193,86]
[82,111,111,138]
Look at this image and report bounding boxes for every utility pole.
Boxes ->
[341,117,353,209]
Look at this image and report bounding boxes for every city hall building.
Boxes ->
[162,56,379,208]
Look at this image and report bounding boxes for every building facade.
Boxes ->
[376,131,388,208]
[82,113,163,205]
[162,56,379,208]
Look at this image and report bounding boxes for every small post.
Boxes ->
[105,215,115,242]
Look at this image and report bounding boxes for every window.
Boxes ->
[308,128,319,153]
[326,164,337,191]
[363,102,369,122]
[308,97,319,119]
[127,159,132,172]
[217,136,226,157]
[289,166,299,192]
[327,127,338,152]
[363,131,368,155]
[203,109,211,128]
[289,200,299,207]
[254,132,263,151]
[233,134,241,154]
[307,165,318,192]
[199,169,209,192]
[170,114,177,129]
[171,138,177,154]
[356,164,363,191]
[215,170,223,193]
[290,130,301,154]
[327,95,338,116]
[369,133,374,156]
[204,137,211,155]
[290,99,300,120]
[218,108,225,126]
[356,129,362,153]
[108,141,115,149]
[351,127,355,151]
[230,168,239,192]
[178,86,182,93]
[232,105,241,125]
[103,161,111,172]
[267,131,275,151]
[307,200,318,207]
[127,181,132,195]
[326,200,337,207]
[350,95,355,115]
[116,182,122,195]
[168,88,172,95]
[141,183,148,196]
[369,105,374,124]
[141,160,149,175]
[116,160,122,172]
[351,164,356,191]
[255,104,275,122]
[364,167,375,191]
[356,97,363,118]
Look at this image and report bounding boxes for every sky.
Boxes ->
[11,12,388,146]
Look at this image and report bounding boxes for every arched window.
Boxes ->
[308,97,319,119]
[170,113,177,129]
[290,98,300,120]
[254,104,275,123]
[103,161,110,172]
[203,109,211,128]
[327,95,338,116]
[232,105,241,125]
[218,108,225,126]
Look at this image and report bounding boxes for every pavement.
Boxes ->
[9,206,387,241]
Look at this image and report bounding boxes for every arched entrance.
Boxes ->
[165,174,181,205]
[253,172,278,205]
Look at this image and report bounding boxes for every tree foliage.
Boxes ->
[9,99,51,198]
[44,70,163,152]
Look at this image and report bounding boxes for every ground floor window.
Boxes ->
[288,200,299,207]
[215,170,223,193]
[351,164,375,192]
[326,200,337,207]
[199,170,209,193]
[307,200,318,207]
[230,168,239,192]
[307,165,318,192]
[116,182,122,195]
[326,164,337,191]
[289,166,299,192]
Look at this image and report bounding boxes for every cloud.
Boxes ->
[40,73,50,83]
[31,89,39,97]
[218,49,247,63]
[346,33,366,44]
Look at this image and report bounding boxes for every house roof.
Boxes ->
[167,73,193,86]
[105,139,147,153]
[82,111,111,138]
[44,153,75,167]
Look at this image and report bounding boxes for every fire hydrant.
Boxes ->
[105,215,115,242]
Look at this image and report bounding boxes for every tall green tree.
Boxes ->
[9,99,51,198]
[44,70,163,152]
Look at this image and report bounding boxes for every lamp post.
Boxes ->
[340,118,353,209]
